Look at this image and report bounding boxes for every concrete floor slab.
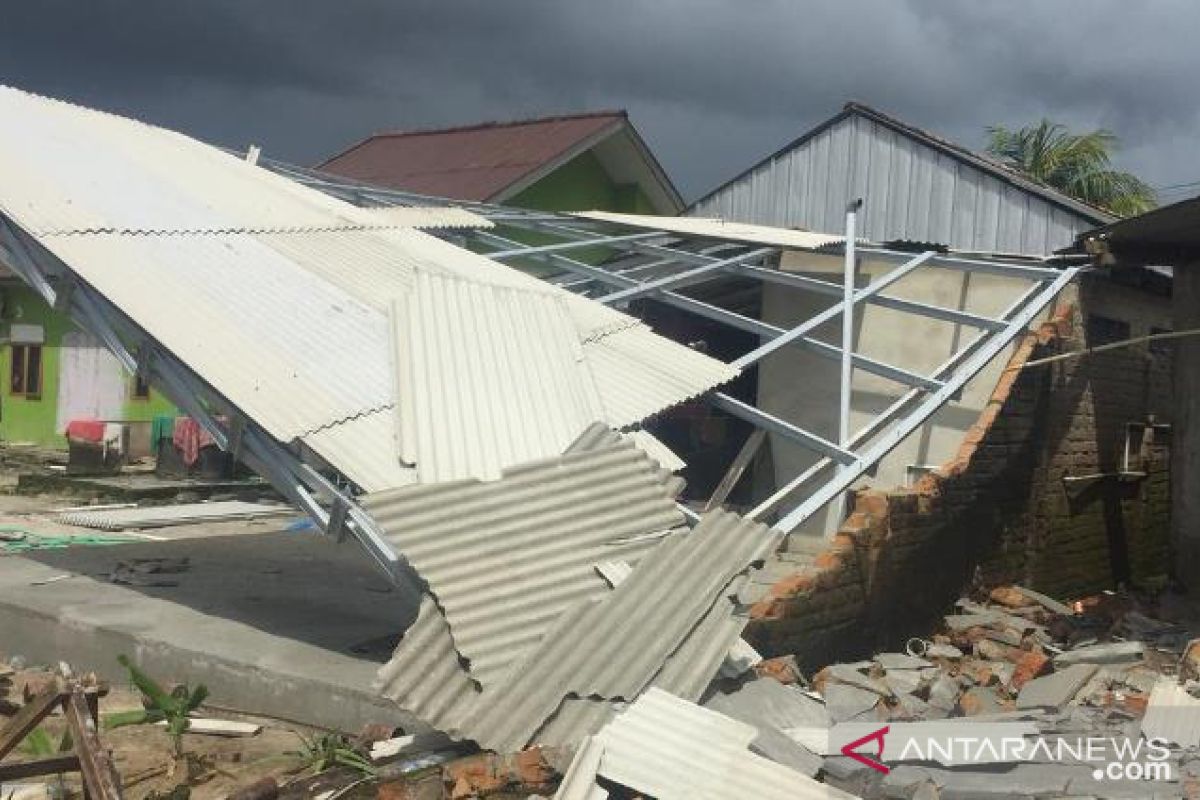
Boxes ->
[0,528,425,733]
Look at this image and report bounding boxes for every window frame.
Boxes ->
[10,343,43,400]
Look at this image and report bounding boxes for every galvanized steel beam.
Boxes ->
[711,393,858,466]
[773,267,1079,534]
[0,218,414,587]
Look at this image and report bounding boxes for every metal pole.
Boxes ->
[834,200,862,529]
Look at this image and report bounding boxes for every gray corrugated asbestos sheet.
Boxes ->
[373,479,780,753]
[690,105,1111,255]
[464,511,779,752]
[0,86,736,493]
[554,688,860,800]
[365,425,686,687]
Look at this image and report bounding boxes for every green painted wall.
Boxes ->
[507,150,655,213]
[0,285,176,447]
[490,150,657,273]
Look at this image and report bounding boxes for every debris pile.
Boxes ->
[793,585,1200,799]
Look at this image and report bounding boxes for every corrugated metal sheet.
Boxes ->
[366,205,493,229]
[318,112,626,202]
[689,104,1111,256]
[365,427,686,687]
[0,87,409,236]
[591,688,860,800]
[394,271,606,482]
[1141,678,1200,748]
[58,501,290,530]
[41,232,393,442]
[586,323,739,426]
[298,409,416,493]
[578,210,843,251]
[623,430,686,472]
[461,510,781,752]
[553,736,609,800]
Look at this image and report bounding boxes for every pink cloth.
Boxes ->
[172,417,215,466]
[65,418,106,443]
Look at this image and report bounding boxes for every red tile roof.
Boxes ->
[318,111,627,202]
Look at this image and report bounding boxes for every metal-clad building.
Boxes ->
[690,102,1115,255]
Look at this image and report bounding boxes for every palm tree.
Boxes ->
[985,120,1155,217]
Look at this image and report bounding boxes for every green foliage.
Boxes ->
[117,655,209,756]
[986,120,1156,217]
[289,732,377,777]
[18,726,69,757]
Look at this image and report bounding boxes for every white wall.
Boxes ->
[755,251,1043,535]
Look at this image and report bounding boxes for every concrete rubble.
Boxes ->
[790,585,1200,799]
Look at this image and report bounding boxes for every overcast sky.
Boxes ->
[3,1,1197,203]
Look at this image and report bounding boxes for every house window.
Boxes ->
[132,373,151,400]
[10,344,42,399]
[1086,314,1130,346]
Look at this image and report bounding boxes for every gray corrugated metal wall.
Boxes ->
[691,113,1098,255]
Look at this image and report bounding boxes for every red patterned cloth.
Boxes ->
[172,417,215,466]
[65,418,106,443]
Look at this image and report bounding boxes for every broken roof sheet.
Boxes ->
[577,210,844,252]
[556,688,859,800]
[364,426,686,687]
[394,271,607,483]
[0,86,736,493]
[462,509,781,752]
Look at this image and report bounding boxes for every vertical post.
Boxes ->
[835,199,863,529]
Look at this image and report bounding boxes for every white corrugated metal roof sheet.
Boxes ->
[298,409,416,493]
[577,210,843,251]
[42,232,393,442]
[1141,678,1200,748]
[58,501,290,530]
[365,427,685,687]
[623,430,686,472]
[589,688,859,800]
[0,85,736,495]
[586,324,737,426]
[366,205,493,229]
[395,271,606,483]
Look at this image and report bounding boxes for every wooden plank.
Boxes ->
[703,429,766,512]
[0,678,64,760]
[63,687,123,800]
[0,753,80,780]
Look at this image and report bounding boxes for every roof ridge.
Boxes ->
[841,101,1118,220]
[368,109,628,140]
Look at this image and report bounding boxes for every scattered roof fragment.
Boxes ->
[366,425,685,686]
[576,210,844,251]
[556,688,860,800]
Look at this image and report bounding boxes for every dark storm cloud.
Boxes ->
[1,1,1196,201]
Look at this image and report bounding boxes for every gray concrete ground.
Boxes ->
[0,504,425,733]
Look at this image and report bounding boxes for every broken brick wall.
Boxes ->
[747,275,1174,672]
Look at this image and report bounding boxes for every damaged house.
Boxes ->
[0,86,1192,799]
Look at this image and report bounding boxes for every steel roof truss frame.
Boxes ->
[0,218,412,586]
[595,247,775,305]
[469,229,936,390]
[747,279,1050,521]
[710,393,857,466]
[773,266,1079,534]
[729,250,936,370]
[483,231,669,260]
